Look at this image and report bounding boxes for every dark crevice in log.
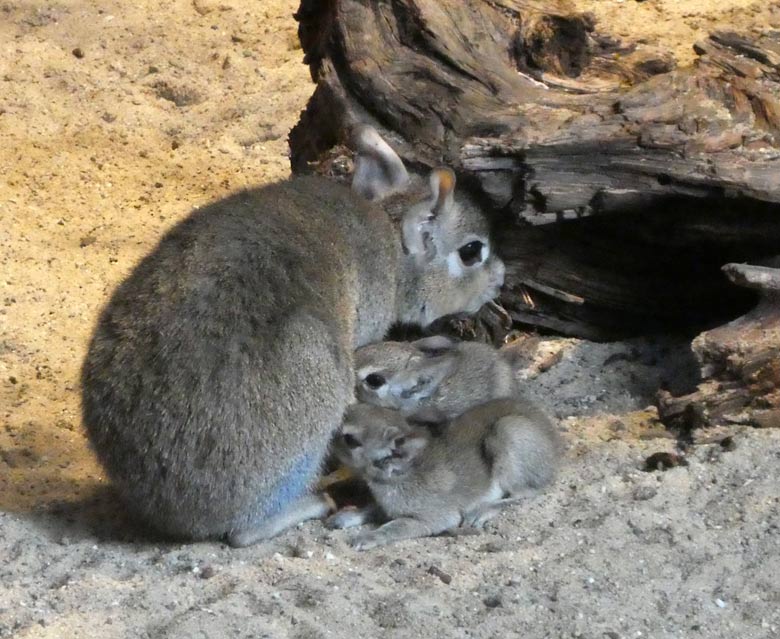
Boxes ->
[495,197,780,339]
[658,262,780,431]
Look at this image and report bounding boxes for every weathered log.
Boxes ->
[291,0,780,338]
[722,262,780,292]
[658,262,780,431]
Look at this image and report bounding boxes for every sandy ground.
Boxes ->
[1,1,779,637]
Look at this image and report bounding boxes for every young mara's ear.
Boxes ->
[401,167,457,262]
[391,356,455,402]
[411,335,458,356]
[351,124,409,201]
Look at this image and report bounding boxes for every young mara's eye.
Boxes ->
[342,433,361,449]
[393,436,407,448]
[458,240,484,266]
[364,373,386,389]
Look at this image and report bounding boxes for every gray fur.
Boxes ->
[355,336,517,418]
[80,127,505,545]
[330,399,561,550]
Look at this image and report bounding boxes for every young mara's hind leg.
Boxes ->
[351,512,462,550]
[228,493,334,548]
[483,415,559,495]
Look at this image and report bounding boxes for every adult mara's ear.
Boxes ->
[401,167,457,262]
[430,167,455,218]
[351,125,409,201]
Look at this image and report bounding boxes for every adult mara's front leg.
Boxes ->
[227,493,335,547]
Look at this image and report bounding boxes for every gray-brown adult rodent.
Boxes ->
[354,335,516,418]
[80,126,505,546]
[329,398,561,550]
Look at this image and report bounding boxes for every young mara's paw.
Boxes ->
[325,507,366,530]
[462,505,499,530]
[350,530,387,551]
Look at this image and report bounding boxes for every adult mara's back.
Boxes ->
[80,126,505,546]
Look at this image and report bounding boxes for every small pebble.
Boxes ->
[289,537,314,559]
[479,541,507,553]
[632,484,657,501]
[200,565,216,579]
[72,47,84,59]
[644,451,687,472]
[427,565,452,585]
[483,594,502,608]
[609,419,626,432]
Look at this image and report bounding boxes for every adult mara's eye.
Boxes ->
[458,240,484,266]
[364,373,386,389]
[342,433,361,449]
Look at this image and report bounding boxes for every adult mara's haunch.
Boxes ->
[81,125,505,546]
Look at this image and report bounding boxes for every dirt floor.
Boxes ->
[2,1,779,637]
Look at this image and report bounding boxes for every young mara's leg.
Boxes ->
[228,493,334,548]
[352,512,461,551]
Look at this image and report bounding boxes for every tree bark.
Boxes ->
[291,0,780,339]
